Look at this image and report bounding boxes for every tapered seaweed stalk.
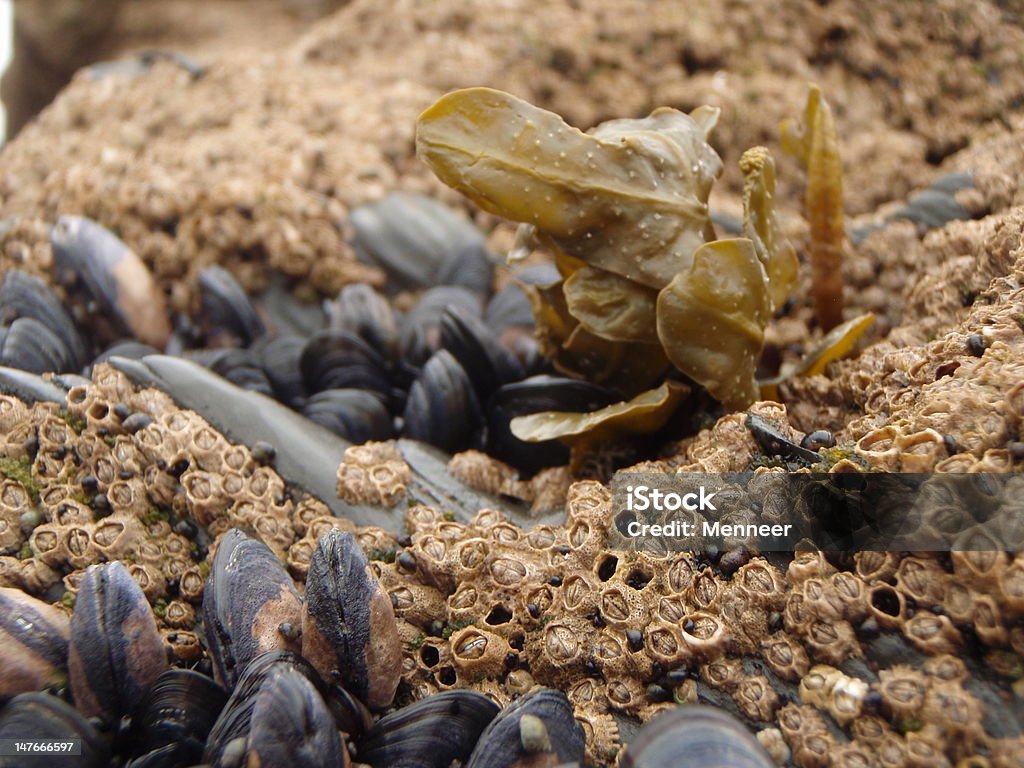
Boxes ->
[781,85,845,332]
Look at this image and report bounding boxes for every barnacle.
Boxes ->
[781,84,846,331]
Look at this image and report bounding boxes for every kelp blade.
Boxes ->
[416,87,722,290]
[781,84,845,331]
[656,238,770,410]
[563,266,660,344]
[510,380,689,444]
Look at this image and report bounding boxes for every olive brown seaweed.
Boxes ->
[416,86,869,444]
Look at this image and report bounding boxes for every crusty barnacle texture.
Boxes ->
[671,402,801,472]
[447,450,573,514]
[826,210,1024,459]
[777,702,833,768]
[757,727,790,766]
[336,441,412,507]
[854,550,900,584]
[734,674,781,722]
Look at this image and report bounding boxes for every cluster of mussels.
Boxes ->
[0,526,591,767]
[0,194,636,481]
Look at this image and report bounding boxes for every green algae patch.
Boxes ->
[0,455,41,503]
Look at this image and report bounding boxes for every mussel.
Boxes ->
[465,688,585,768]
[197,266,266,348]
[0,587,70,699]
[0,692,108,768]
[126,669,229,768]
[300,329,393,401]
[188,348,275,397]
[203,652,350,768]
[358,690,500,768]
[68,561,168,724]
[301,530,401,710]
[620,705,775,768]
[301,388,394,443]
[399,286,483,368]
[324,283,399,362]
[0,316,77,375]
[745,414,820,464]
[255,333,307,407]
[203,651,368,765]
[0,269,86,371]
[440,305,524,402]
[350,193,487,291]
[49,215,171,349]
[486,376,619,475]
[402,349,483,453]
[202,529,303,688]
[435,242,495,296]
[244,665,349,768]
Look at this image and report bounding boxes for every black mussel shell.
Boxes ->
[68,561,168,724]
[300,329,392,398]
[358,690,500,768]
[620,705,775,768]
[198,266,266,347]
[399,286,483,369]
[255,334,307,406]
[91,340,161,370]
[484,282,535,335]
[402,349,483,453]
[49,215,171,349]
[350,193,487,291]
[301,388,394,443]
[0,316,76,375]
[440,305,524,402]
[436,242,494,297]
[0,587,70,700]
[484,282,541,370]
[127,669,228,767]
[204,650,366,767]
[465,688,584,768]
[245,666,349,768]
[0,269,87,370]
[202,530,303,689]
[800,429,835,451]
[188,348,275,397]
[0,692,109,768]
[0,365,67,404]
[486,376,619,476]
[325,284,399,362]
[745,414,820,463]
[302,530,401,711]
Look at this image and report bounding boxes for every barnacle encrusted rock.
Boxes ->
[336,441,412,507]
[0,2,1023,765]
